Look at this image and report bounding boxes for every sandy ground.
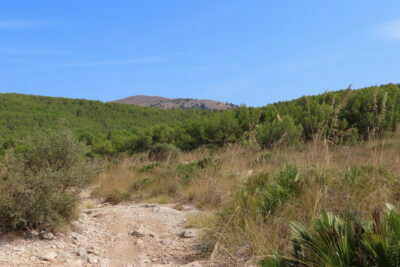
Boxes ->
[0,199,209,267]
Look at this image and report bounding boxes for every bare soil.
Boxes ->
[0,198,209,267]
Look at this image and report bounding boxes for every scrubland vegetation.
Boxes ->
[1,83,400,265]
[0,130,101,232]
[2,83,400,155]
[93,136,400,265]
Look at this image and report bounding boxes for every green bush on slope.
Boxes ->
[0,130,101,231]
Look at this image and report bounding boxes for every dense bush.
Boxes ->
[256,115,303,148]
[262,204,400,266]
[0,130,101,231]
[123,134,152,154]
[239,165,301,217]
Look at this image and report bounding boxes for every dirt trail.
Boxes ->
[0,200,208,266]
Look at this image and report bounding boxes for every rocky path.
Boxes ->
[0,201,207,266]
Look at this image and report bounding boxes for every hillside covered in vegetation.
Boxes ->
[1,83,400,155]
[1,83,400,265]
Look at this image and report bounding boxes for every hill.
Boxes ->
[1,83,400,155]
[113,95,237,110]
[0,93,207,143]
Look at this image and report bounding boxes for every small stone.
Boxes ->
[87,255,100,264]
[66,259,84,266]
[141,204,157,208]
[39,251,58,261]
[151,258,157,262]
[182,261,203,267]
[178,229,196,238]
[70,232,86,242]
[56,251,70,262]
[39,231,54,240]
[83,209,95,214]
[134,239,144,246]
[76,246,87,257]
[13,247,26,252]
[154,206,181,216]
[129,226,156,238]
[25,230,39,239]
[160,238,173,246]
[87,246,101,256]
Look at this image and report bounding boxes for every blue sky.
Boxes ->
[1,1,400,106]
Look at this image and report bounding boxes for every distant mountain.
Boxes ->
[113,95,237,110]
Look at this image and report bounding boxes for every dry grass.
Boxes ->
[93,134,400,264]
[185,212,216,229]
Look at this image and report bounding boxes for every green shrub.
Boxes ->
[240,164,301,217]
[123,134,152,154]
[256,115,303,148]
[177,156,215,184]
[0,130,101,231]
[177,162,200,184]
[345,166,375,186]
[92,140,115,156]
[262,204,400,266]
[149,143,179,161]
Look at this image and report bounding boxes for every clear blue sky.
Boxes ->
[1,1,400,106]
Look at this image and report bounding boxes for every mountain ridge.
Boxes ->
[112,95,237,110]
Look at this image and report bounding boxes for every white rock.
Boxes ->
[66,259,84,266]
[87,255,100,264]
[25,230,39,239]
[160,238,173,246]
[87,246,101,256]
[153,206,181,216]
[178,229,197,238]
[56,251,70,262]
[70,232,86,242]
[182,261,203,267]
[76,246,87,257]
[141,259,150,264]
[39,251,58,261]
[39,231,54,240]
